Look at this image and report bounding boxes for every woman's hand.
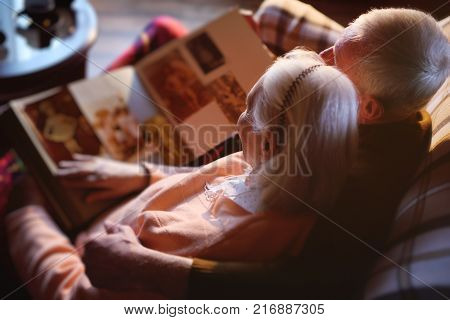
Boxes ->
[82,222,192,297]
[57,154,150,203]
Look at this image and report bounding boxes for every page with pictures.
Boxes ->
[9,87,103,175]
[135,9,273,158]
[68,67,194,165]
[8,87,119,229]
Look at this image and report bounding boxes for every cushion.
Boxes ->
[364,17,450,299]
[254,0,343,55]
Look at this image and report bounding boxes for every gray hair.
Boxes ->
[346,8,449,116]
[248,49,359,212]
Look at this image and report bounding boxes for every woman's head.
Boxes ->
[237,48,359,212]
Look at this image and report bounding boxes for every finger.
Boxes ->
[59,160,79,168]
[56,168,91,178]
[107,223,139,243]
[104,221,119,234]
[83,232,105,246]
[86,189,120,204]
[58,160,94,170]
[116,224,137,239]
[73,153,95,161]
[59,160,96,172]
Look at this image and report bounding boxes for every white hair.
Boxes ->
[346,8,449,116]
[248,49,359,212]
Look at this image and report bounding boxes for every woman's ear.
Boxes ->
[358,95,384,124]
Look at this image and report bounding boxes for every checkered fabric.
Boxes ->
[365,17,450,299]
[254,0,344,55]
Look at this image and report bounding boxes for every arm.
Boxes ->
[5,205,94,299]
[83,223,304,299]
[82,222,193,298]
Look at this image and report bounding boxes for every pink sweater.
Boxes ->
[6,152,315,299]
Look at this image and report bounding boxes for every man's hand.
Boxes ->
[82,222,150,291]
[57,154,152,203]
[82,222,192,297]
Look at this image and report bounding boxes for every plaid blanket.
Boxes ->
[254,0,343,55]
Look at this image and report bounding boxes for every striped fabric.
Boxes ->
[364,17,450,299]
[253,0,343,55]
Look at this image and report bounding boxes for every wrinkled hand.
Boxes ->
[82,222,154,291]
[57,154,149,203]
[82,221,192,297]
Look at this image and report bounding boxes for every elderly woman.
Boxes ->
[4,49,358,299]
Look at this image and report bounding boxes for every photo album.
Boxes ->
[0,9,273,233]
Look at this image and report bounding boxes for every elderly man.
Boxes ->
[4,5,449,299]
[294,8,449,298]
[76,7,448,299]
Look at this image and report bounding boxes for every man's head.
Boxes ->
[320,8,449,124]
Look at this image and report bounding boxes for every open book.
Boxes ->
[0,10,273,233]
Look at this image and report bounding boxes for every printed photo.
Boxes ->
[139,115,194,166]
[24,89,103,165]
[92,97,140,162]
[143,50,214,121]
[186,32,225,74]
[208,72,247,123]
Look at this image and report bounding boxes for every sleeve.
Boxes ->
[5,205,164,299]
[5,205,98,299]
[187,257,306,299]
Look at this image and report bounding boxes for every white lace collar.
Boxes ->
[204,168,260,213]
